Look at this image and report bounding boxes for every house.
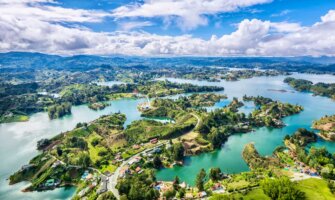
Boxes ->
[119,166,130,178]
[97,176,108,194]
[150,138,158,144]
[133,144,140,149]
[20,164,35,171]
[86,173,93,180]
[179,182,186,189]
[185,193,193,199]
[52,160,62,168]
[198,191,207,198]
[135,166,141,173]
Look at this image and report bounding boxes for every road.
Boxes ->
[190,113,201,129]
[108,142,166,199]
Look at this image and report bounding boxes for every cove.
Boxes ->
[156,74,335,186]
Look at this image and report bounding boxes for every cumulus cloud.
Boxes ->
[1,0,335,57]
[0,0,111,23]
[118,21,154,31]
[111,0,272,30]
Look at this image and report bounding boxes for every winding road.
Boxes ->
[107,142,166,199]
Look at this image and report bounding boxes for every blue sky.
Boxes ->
[56,0,335,38]
[0,0,335,56]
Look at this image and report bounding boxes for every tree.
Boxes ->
[77,152,91,168]
[56,146,63,156]
[209,167,222,181]
[172,143,184,161]
[97,191,117,200]
[173,176,180,190]
[261,177,305,200]
[153,155,162,169]
[37,138,51,150]
[208,128,227,148]
[163,189,176,199]
[196,168,206,191]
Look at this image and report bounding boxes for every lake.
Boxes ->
[0,73,334,198]
[155,74,335,185]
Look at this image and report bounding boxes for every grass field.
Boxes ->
[0,114,29,123]
[210,188,270,200]
[297,178,335,200]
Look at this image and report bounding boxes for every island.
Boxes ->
[284,77,335,100]
[313,115,335,141]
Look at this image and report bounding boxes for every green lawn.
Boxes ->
[210,188,270,200]
[0,114,29,123]
[86,133,106,162]
[100,164,117,173]
[297,178,335,200]
[227,180,251,191]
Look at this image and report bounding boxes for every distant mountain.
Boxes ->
[1,52,335,73]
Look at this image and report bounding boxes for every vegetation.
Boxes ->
[261,177,306,200]
[313,115,335,141]
[285,77,335,100]
[244,95,303,127]
[136,80,224,98]
[88,102,110,111]
[297,178,334,200]
[116,171,159,200]
[196,168,207,191]
[47,102,72,119]
[242,143,281,170]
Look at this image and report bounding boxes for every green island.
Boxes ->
[0,80,223,123]
[284,77,335,100]
[313,115,335,141]
[88,102,110,111]
[9,91,307,200]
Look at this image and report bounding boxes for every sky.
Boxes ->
[0,0,335,57]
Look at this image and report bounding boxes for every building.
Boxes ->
[97,176,108,194]
[150,138,158,144]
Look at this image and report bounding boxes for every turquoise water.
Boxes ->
[156,74,335,185]
[0,73,334,198]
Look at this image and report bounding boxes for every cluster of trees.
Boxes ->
[285,77,335,99]
[117,171,159,200]
[172,143,185,161]
[242,143,281,170]
[59,84,111,105]
[0,82,38,98]
[285,128,317,146]
[243,95,273,106]
[36,138,51,150]
[223,70,288,81]
[137,80,224,98]
[47,102,72,119]
[261,177,305,200]
[65,136,88,150]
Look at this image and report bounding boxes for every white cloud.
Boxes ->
[321,10,335,22]
[112,0,272,30]
[0,0,111,23]
[1,1,335,57]
[118,21,153,31]
[271,9,291,17]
